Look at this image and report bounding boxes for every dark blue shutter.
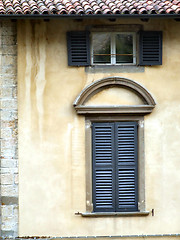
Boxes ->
[92,122,138,213]
[67,31,90,66]
[92,123,115,212]
[115,122,138,212]
[139,31,162,66]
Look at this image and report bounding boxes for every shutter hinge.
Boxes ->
[86,121,92,129]
[138,120,144,128]
[138,200,145,212]
[138,201,142,211]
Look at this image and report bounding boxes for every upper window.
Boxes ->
[92,32,136,65]
[67,30,162,67]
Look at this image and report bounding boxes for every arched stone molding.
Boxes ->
[73,77,156,114]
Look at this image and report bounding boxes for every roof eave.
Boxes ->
[0,13,180,19]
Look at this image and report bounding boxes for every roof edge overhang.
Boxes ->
[0,13,180,19]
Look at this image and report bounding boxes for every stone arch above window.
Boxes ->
[73,77,156,115]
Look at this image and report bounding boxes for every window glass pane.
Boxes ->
[93,33,111,64]
[116,34,133,63]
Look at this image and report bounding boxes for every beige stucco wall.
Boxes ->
[18,19,180,237]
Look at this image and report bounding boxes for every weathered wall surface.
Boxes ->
[0,20,18,238]
[18,19,180,237]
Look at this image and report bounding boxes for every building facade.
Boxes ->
[0,1,180,240]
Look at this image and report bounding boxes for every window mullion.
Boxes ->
[133,33,136,64]
[111,34,116,65]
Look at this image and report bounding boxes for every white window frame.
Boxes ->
[91,32,136,66]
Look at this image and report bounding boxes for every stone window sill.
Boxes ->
[76,211,150,217]
[85,65,144,73]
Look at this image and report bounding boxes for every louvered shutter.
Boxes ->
[115,122,138,212]
[92,123,116,212]
[67,31,90,66]
[139,31,162,66]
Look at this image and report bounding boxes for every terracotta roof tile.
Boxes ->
[0,0,179,16]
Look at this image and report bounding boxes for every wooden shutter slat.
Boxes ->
[67,31,90,66]
[139,31,162,66]
[92,123,115,212]
[115,122,138,212]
